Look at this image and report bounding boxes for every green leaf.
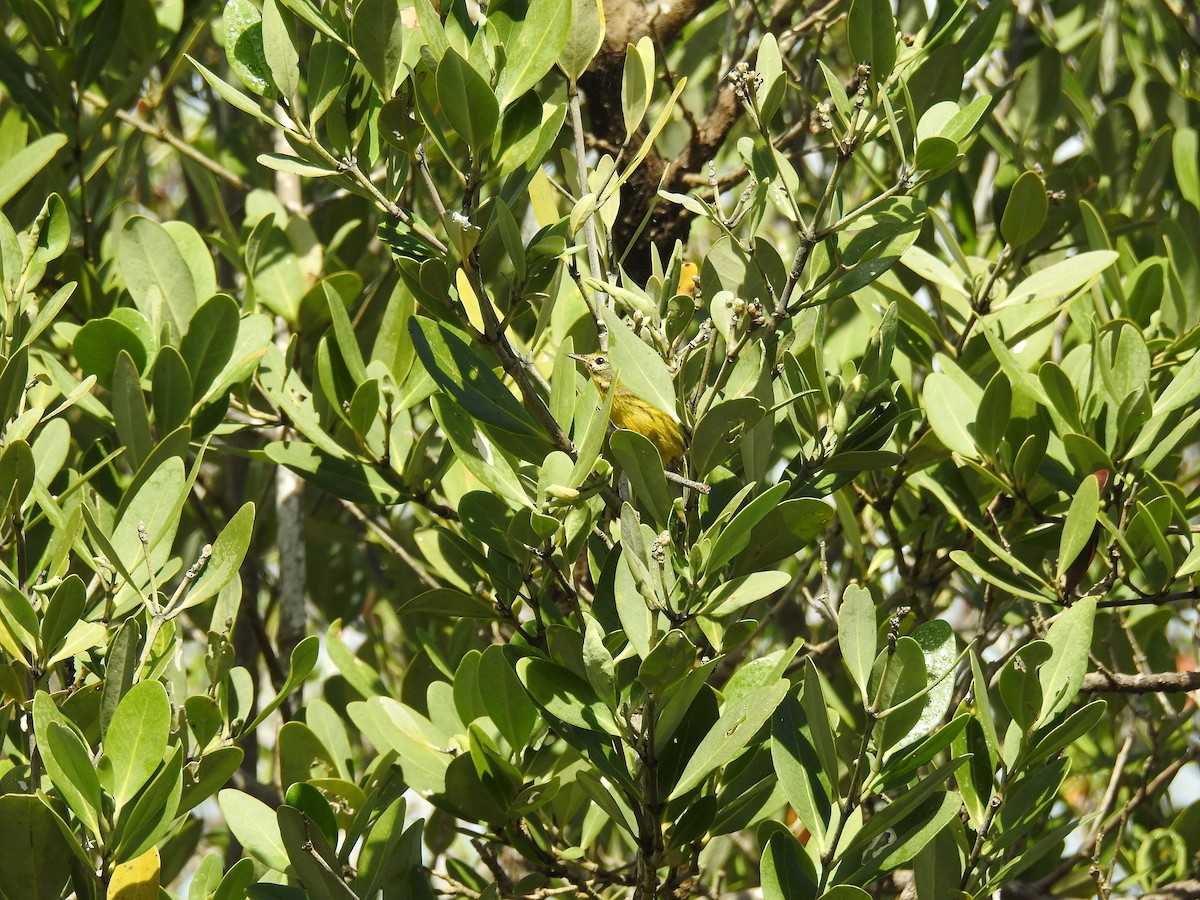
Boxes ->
[700,570,790,617]
[839,584,876,699]
[39,575,85,664]
[598,305,679,424]
[1173,127,1200,209]
[112,351,153,473]
[118,215,199,339]
[188,56,279,126]
[181,294,240,400]
[257,152,337,177]
[568,375,615,487]
[840,758,968,866]
[43,720,102,836]
[177,502,255,613]
[923,371,980,458]
[668,680,788,799]
[307,36,350,126]
[761,832,818,900]
[224,0,274,95]
[847,0,896,80]
[707,482,790,573]
[913,817,963,900]
[1001,170,1048,246]
[1057,475,1101,583]
[346,698,450,793]
[517,657,620,735]
[771,693,830,853]
[396,587,496,618]
[557,0,604,84]
[265,441,401,505]
[409,318,544,441]
[999,641,1052,733]
[733,499,835,574]
[478,646,540,748]
[105,680,171,809]
[622,36,654,135]
[691,398,766,476]
[436,49,498,152]
[995,250,1119,311]
[1037,597,1096,725]
[243,636,321,733]
[914,136,959,171]
[74,316,149,389]
[1029,698,1106,760]
[0,795,73,900]
[151,346,193,434]
[218,790,290,872]
[609,428,672,527]
[0,133,67,207]
[112,745,183,861]
[871,636,928,753]
[431,395,532,509]
[827,197,925,298]
[498,0,571,107]
[891,620,957,755]
[262,0,299,98]
[844,791,962,882]
[802,659,839,796]
[0,439,34,514]
[352,0,407,98]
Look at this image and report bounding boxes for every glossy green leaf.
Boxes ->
[761,831,818,900]
[622,36,654,135]
[261,0,299,98]
[265,441,401,505]
[478,646,540,748]
[0,795,73,900]
[218,790,290,872]
[224,0,274,95]
[598,305,679,424]
[44,720,102,836]
[668,680,788,799]
[1057,475,1101,582]
[118,215,199,339]
[347,697,450,793]
[1038,597,1096,725]
[847,0,896,80]
[557,0,603,84]
[1001,170,1048,246]
[0,133,67,208]
[106,680,171,809]
[609,428,672,527]
[352,0,406,97]
[996,250,1119,311]
[890,620,956,755]
[517,657,620,735]
[436,49,498,152]
[498,0,570,107]
[771,693,829,853]
[178,502,255,613]
[999,640,1052,733]
[839,584,876,699]
[870,636,928,753]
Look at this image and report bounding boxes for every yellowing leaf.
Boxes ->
[455,268,493,334]
[108,847,160,900]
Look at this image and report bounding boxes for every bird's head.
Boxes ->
[567,351,615,392]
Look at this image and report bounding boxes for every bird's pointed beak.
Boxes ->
[565,353,586,363]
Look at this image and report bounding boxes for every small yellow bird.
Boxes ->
[568,352,686,467]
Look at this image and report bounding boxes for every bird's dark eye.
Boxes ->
[594,355,606,365]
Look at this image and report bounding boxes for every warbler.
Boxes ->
[568,352,686,467]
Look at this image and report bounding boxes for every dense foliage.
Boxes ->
[1,0,1199,898]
